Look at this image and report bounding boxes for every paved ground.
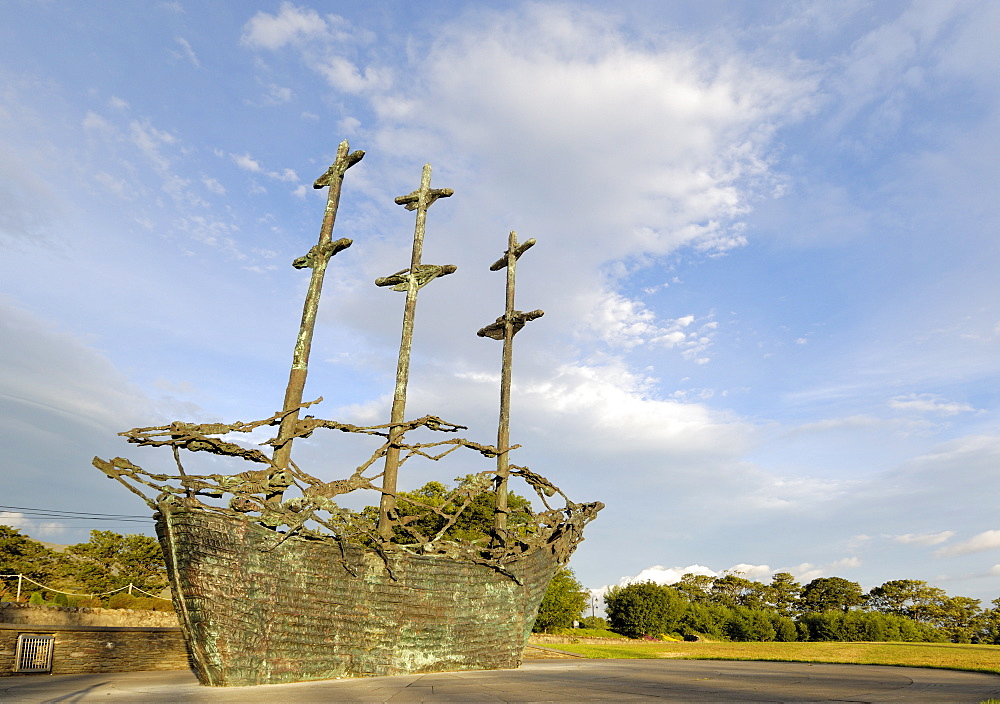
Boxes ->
[3,660,1000,702]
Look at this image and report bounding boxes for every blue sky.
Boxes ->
[3,1,1000,604]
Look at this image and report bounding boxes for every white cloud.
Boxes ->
[202,176,226,195]
[787,558,861,583]
[618,564,718,587]
[230,153,299,183]
[725,563,774,581]
[397,4,810,265]
[317,57,392,94]
[0,512,66,538]
[892,530,955,546]
[830,556,861,570]
[94,172,129,198]
[606,559,854,592]
[889,393,975,416]
[231,152,263,173]
[82,111,113,133]
[240,2,330,50]
[521,360,751,457]
[338,116,361,134]
[175,216,242,256]
[266,84,293,104]
[741,475,856,512]
[171,37,200,68]
[582,291,708,351]
[935,529,1000,557]
[126,119,194,203]
[241,3,387,95]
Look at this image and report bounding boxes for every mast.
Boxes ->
[271,140,364,496]
[375,163,455,540]
[477,231,543,542]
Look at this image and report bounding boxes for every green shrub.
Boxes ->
[606,582,687,638]
[769,613,798,641]
[725,607,777,642]
[679,602,729,639]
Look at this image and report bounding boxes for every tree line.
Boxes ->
[597,572,1000,644]
[0,525,170,610]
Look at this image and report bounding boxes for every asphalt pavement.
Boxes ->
[3,660,1000,702]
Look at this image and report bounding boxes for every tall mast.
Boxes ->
[477,231,543,542]
[375,163,455,540]
[271,140,364,493]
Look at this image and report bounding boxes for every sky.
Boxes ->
[2,0,1000,606]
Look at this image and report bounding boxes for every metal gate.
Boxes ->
[14,634,54,673]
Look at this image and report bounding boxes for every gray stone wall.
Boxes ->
[1,604,188,677]
[1,627,189,676]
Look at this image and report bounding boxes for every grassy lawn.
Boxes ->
[554,640,1000,675]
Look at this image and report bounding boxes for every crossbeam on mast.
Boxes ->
[271,140,364,499]
[376,163,455,540]
[476,231,543,542]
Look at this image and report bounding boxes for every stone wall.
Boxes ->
[1,626,189,676]
[1,603,188,677]
[528,633,628,644]
[0,602,179,628]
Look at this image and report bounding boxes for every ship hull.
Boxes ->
[155,502,559,687]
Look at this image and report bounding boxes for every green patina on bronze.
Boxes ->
[93,140,602,687]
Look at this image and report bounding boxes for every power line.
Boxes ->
[0,504,152,524]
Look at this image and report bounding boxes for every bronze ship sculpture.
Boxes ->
[94,141,602,687]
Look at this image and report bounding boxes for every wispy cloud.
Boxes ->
[889,393,975,416]
[936,530,1000,557]
[171,37,200,68]
[241,3,387,94]
[892,530,955,546]
[230,152,298,182]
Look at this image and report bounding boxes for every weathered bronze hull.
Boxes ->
[155,502,560,686]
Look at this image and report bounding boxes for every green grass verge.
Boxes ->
[544,627,626,639]
[553,641,1000,675]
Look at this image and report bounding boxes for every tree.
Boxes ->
[674,573,715,604]
[578,616,609,630]
[678,602,730,639]
[533,567,588,633]
[866,579,983,642]
[63,530,167,594]
[866,579,941,619]
[924,596,982,643]
[605,581,686,638]
[372,475,534,544]
[0,525,60,599]
[724,607,777,642]
[766,572,801,617]
[710,573,769,610]
[976,598,1000,645]
[799,577,865,613]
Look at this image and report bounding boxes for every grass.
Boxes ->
[544,627,626,639]
[553,640,1000,675]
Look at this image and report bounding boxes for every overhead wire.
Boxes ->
[0,504,152,524]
